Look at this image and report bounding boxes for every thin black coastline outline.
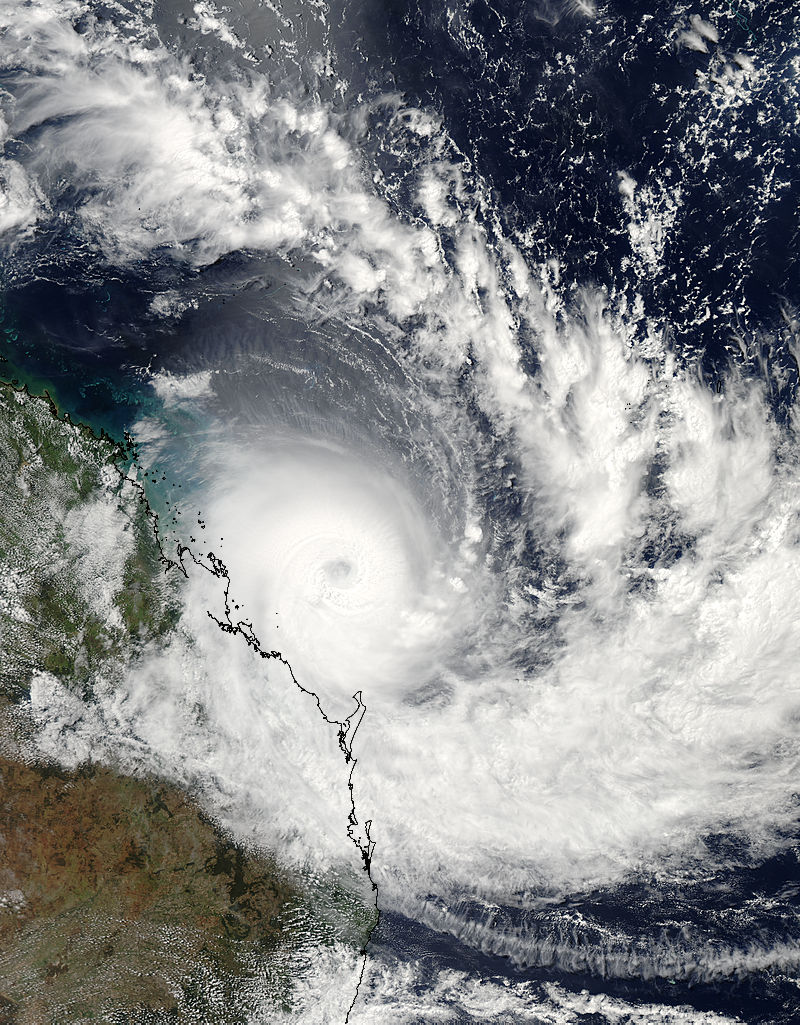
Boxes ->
[119,426,381,1022]
[177,552,379,1021]
[1,375,379,1022]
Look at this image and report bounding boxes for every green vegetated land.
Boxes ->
[0,380,175,699]
[0,382,376,1023]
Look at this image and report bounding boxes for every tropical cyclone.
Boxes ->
[2,0,800,1019]
[204,438,478,720]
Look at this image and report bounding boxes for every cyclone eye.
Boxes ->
[324,558,355,586]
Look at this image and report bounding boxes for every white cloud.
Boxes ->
[151,370,215,405]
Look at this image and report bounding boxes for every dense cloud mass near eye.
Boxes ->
[2,0,800,1020]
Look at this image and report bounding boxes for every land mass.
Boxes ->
[0,755,299,1024]
[0,379,376,1022]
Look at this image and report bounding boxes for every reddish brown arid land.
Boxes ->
[0,754,300,1023]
